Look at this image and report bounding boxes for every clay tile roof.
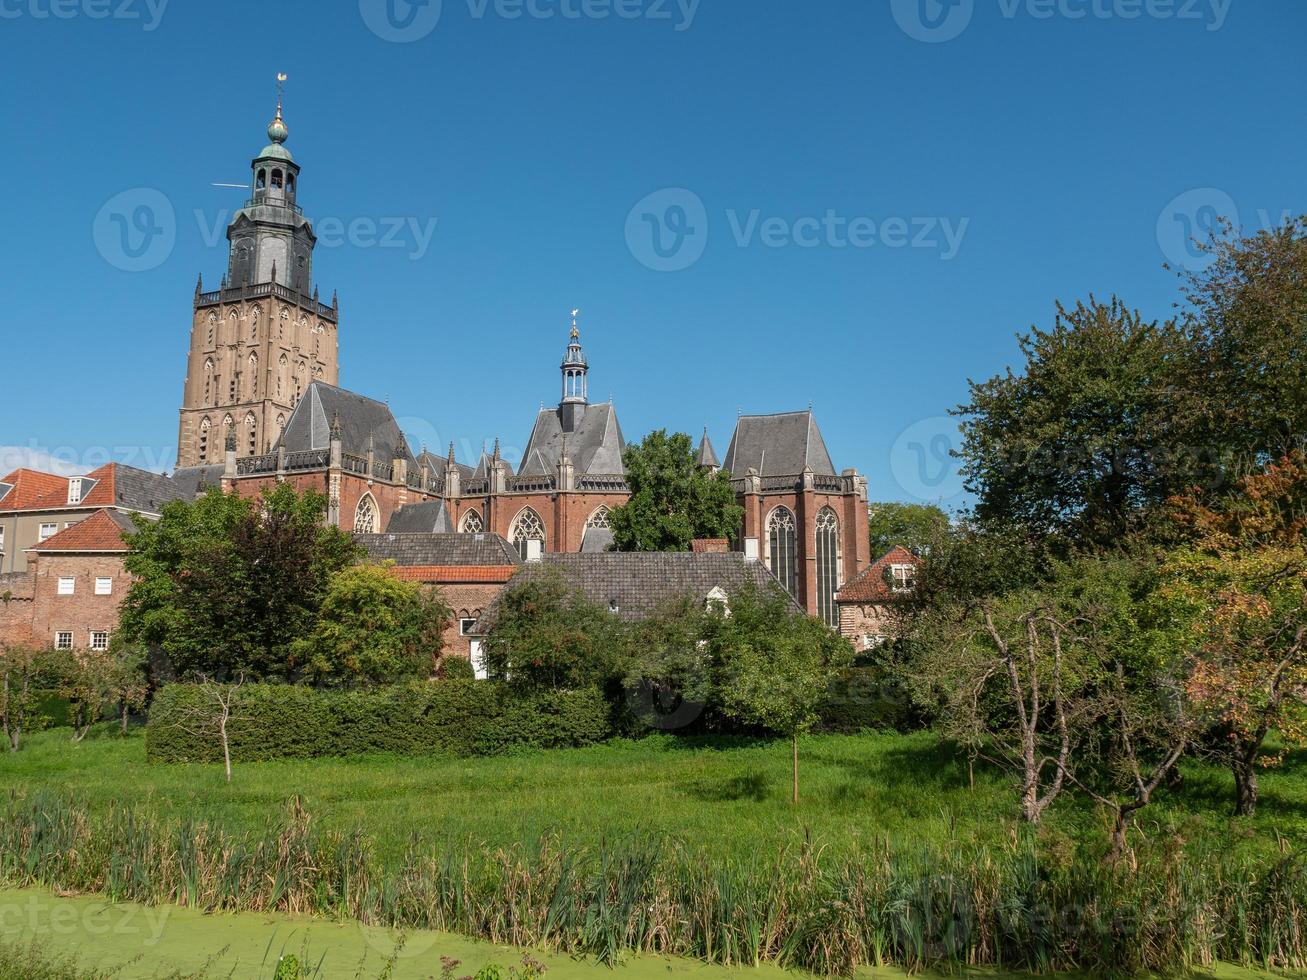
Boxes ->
[29,509,137,553]
[0,469,73,511]
[836,545,920,603]
[355,532,521,567]
[389,566,519,584]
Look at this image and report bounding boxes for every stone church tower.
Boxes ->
[175,91,339,468]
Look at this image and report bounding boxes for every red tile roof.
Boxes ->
[28,509,136,553]
[836,546,921,603]
[389,565,518,584]
[0,469,73,511]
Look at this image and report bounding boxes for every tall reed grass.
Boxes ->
[1,791,1302,977]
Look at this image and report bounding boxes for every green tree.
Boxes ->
[867,501,950,557]
[0,645,49,752]
[609,430,744,552]
[104,639,150,735]
[703,584,853,803]
[955,297,1196,549]
[292,563,451,686]
[119,484,360,681]
[481,571,627,692]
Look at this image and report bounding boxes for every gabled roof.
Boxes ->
[415,450,473,484]
[472,552,800,632]
[518,402,625,477]
[274,381,414,466]
[722,410,836,477]
[0,469,75,511]
[355,532,521,567]
[0,464,190,514]
[29,509,137,553]
[385,500,453,534]
[836,546,921,603]
[170,464,226,500]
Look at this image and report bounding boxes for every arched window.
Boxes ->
[767,506,798,599]
[586,506,611,530]
[245,413,258,456]
[256,169,267,190]
[275,413,286,439]
[509,508,545,560]
[198,417,211,463]
[353,493,378,534]
[277,354,287,398]
[293,362,305,405]
[815,507,842,628]
[248,352,259,398]
[203,359,214,406]
[222,414,235,453]
[206,313,216,347]
[459,509,484,534]
[271,168,284,190]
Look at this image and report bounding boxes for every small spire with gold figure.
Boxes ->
[267,72,289,144]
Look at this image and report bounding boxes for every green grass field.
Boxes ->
[1,725,1303,867]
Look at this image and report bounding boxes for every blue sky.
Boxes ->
[1,0,1303,506]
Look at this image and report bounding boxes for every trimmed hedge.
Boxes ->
[817,667,918,733]
[146,680,613,763]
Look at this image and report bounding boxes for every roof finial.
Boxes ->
[492,438,501,462]
[267,73,289,144]
[447,441,456,464]
[570,308,580,341]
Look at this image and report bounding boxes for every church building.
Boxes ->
[171,97,870,626]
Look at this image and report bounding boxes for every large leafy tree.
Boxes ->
[119,484,360,681]
[292,563,451,686]
[867,501,950,557]
[609,430,744,552]
[955,297,1195,549]
[1163,452,1307,816]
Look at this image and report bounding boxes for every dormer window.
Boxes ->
[67,478,83,505]
[706,586,731,616]
[890,564,916,593]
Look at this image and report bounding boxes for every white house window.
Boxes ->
[890,564,917,593]
[54,632,73,651]
[766,507,798,599]
[39,523,58,541]
[95,577,113,596]
[67,478,83,504]
[0,525,5,554]
[459,618,478,636]
[90,631,110,652]
[57,577,75,596]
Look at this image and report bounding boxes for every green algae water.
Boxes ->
[0,888,1289,980]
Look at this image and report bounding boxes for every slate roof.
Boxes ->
[415,450,473,484]
[355,532,521,567]
[0,464,190,514]
[274,381,414,465]
[518,402,625,477]
[697,430,720,469]
[471,552,799,632]
[836,546,921,603]
[385,500,453,534]
[580,526,614,553]
[29,509,137,552]
[722,410,836,477]
[170,464,226,499]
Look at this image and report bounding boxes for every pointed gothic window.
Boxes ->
[203,359,214,406]
[245,413,258,456]
[353,494,378,534]
[248,353,259,398]
[509,508,545,560]
[198,417,211,464]
[460,509,484,534]
[815,507,842,629]
[586,506,612,530]
[767,506,799,599]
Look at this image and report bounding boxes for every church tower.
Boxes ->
[175,79,340,469]
[559,310,589,432]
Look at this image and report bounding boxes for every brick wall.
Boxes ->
[837,601,899,653]
[0,572,34,647]
[29,553,131,650]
